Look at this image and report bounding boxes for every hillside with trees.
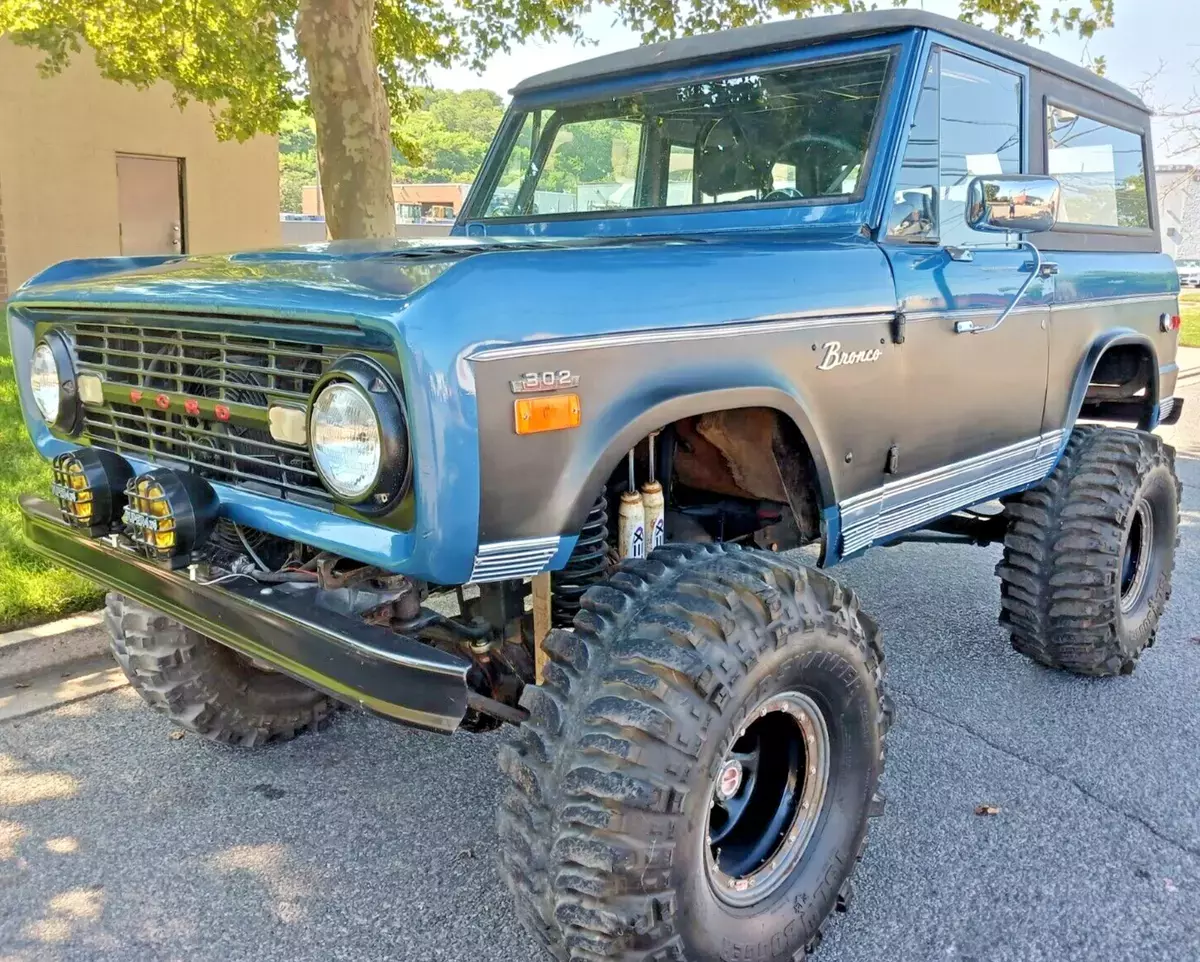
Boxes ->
[280,87,505,212]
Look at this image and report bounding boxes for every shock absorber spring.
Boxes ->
[551,488,610,628]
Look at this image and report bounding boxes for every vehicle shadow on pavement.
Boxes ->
[1,465,1198,962]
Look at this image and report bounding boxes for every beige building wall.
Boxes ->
[0,39,279,298]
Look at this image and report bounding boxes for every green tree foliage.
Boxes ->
[392,88,505,183]
[540,119,644,193]
[279,150,317,212]
[0,0,1115,237]
[278,111,318,211]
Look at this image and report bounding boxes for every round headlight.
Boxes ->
[310,382,383,500]
[29,331,80,433]
[31,342,61,422]
[308,356,410,510]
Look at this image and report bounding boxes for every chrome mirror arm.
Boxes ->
[954,241,1043,335]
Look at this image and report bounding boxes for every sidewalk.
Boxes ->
[1179,345,1200,383]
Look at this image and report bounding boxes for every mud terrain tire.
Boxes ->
[497,543,889,961]
[106,593,336,745]
[997,425,1180,676]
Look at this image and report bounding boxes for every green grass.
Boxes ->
[0,326,104,630]
[1180,291,1200,349]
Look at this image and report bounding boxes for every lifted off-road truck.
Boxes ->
[9,10,1185,960]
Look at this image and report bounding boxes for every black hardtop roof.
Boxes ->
[512,9,1145,110]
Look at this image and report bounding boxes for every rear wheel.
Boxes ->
[497,543,889,961]
[106,593,336,745]
[996,426,1180,676]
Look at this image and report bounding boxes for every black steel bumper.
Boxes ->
[20,495,471,732]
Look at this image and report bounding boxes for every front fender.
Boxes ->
[471,347,838,545]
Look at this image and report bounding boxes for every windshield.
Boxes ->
[473,52,892,221]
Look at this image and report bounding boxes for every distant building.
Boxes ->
[1157,164,1200,260]
[0,39,279,301]
[302,183,472,223]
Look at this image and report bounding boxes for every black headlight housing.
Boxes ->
[33,329,82,435]
[307,356,411,514]
[51,448,135,536]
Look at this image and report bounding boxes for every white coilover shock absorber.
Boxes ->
[617,448,646,559]
[640,431,665,553]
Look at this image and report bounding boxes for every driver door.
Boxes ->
[876,48,1052,537]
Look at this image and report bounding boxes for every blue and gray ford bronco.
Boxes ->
[8,11,1186,960]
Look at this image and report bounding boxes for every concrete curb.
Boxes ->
[0,610,110,683]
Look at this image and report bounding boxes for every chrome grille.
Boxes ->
[74,322,328,402]
[71,319,338,502]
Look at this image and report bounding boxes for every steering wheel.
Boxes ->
[763,186,805,201]
[766,133,863,198]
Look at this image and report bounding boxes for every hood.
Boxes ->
[9,236,613,323]
[9,229,898,361]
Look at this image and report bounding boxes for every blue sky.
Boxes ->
[428,0,1199,162]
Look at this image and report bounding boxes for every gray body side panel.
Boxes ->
[471,309,897,544]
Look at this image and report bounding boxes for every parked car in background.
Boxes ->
[1176,257,1200,287]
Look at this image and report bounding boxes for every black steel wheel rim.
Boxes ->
[705,691,830,907]
[1120,499,1154,614]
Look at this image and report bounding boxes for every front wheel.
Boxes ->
[996,426,1180,676]
[497,543,889,961]
[106,593,337,746]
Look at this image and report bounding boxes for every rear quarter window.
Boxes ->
[1047,106,1151,229]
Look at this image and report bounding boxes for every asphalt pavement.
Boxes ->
[2,382,1199,962]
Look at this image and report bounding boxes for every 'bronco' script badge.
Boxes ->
[817,341,883,371]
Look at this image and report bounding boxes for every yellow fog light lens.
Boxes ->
[122,469,218,567]
[51,449,133,535]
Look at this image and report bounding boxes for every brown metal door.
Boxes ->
[116,154,184,255]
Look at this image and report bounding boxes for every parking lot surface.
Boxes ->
[2,381,1198,962]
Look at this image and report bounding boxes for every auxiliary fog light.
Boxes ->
[51,449,134,536]
[122,469,219,567]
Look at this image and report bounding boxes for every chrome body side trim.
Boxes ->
[466,311,895,361]
[1048,292,1176,313]
[466,292,1169,362]
[901,291,1172,326]
[470,536,562,582]
[839,429,1066,556]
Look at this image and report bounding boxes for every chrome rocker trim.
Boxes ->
[839,429,1067,556]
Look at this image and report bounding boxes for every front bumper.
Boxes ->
[20,495,472,732]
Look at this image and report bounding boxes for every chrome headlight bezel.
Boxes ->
[30,330,81,434]
[307,356,410,512]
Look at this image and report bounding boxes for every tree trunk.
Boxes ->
[296,0,395,240]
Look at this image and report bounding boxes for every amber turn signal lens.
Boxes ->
[514,394,582,435]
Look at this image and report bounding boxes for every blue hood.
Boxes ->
[10,230,897,356]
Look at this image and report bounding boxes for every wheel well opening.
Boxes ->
[603,407,824,549]
[1080,344,1157,427]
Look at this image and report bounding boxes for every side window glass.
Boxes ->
[545,118,644,212]
[937,52,1022,248]
[887,51,940,240]
[666,143,695,206]
[1047,107,1150,228]
[484,113,537,217]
